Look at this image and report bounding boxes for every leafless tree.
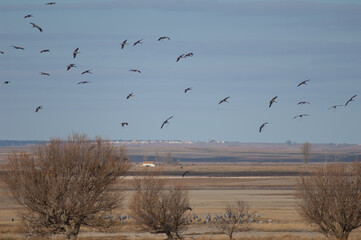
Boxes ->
[296,162,361,240]
[4,134,129,240]
[129,173,191,239]
[216,201,253,240]
[301,142,312,165]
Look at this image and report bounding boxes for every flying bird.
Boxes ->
[24,14,33,18]
[328,105,342,110]
[81,70,92,75]
[161,116,174,129]
[40,49,50,53]
[298,101,311,105]
[3,81,10,85]
[158,36,170,41]
[259,122,268,133]
[40,72,50,76]
[293,114,310,119]
[297,79,310,87]
[129,69,141,73]
[218,96,230,104]
[184,87,192,93]
[77,81,91,84]
[46,2,56,5]
[29,22,42,32]
[133,39,143,46]
[73,48,79,58]
[269,96,277,108]
[345,95,357,106]
[121,122,128,127]
[12,45,24,50]
[126,93,134,99]
[35,106,43,112]
[67,63,76,71]
[182,171,190,177]
[0,51,4,54]
[121,39,128,49]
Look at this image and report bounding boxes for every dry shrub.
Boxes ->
[4,134,130,240]
[129,172,191,239]
[296,161,361,240]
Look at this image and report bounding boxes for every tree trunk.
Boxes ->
[65,224,80,240]
[166,231,174,239]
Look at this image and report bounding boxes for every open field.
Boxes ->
[1,144,361,239]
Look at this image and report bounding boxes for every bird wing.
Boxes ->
[182,171,189,177]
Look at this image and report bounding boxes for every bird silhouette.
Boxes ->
[24,14,33,18]
[35,106,43,112]
[121,39,128,49]
[133,39,143,46]
[161,116,174,129]
[81,70,92,75]
[297,79,310,87]
[29,22,42,32]
[182,171,190,177]
[40,49,50,53]
[129,69,141,73]
[345,95,357,106]
[298,101,311,105]
[0,51,4,54]
[184,87,192,93]
[121,122,128,127]
[158,36,170,41]
[77,81,91,84]
[67,64,76,71]
[259,122,268,133]
[40,72,50,76]
[12,46,24,50]
[293,114,310,119]
[3,81,10,85]
[328,105,342,110]
[269,96,277,108]
[46,2,56,5]
[219,96,230,104]
[126,93,134,99]
[73,48,79,58]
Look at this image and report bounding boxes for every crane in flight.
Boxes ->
[161,116,174,129]
[218,96,230,104]
[259,122,268,133]
[297,79,310,87]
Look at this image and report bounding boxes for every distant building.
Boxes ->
[142,161,155,167]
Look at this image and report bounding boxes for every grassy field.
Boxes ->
[1,144,361,239]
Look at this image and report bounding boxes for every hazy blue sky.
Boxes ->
[1,0,360,144]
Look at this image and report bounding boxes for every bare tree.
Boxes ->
[4,134,129,240]
[129,173,191,239]
[301,142,312,165]
[216,201,252,240]
[296,162,361,240]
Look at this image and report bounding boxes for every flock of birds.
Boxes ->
[1,2,359,135]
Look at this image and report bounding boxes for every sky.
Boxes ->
[0,0,360,144]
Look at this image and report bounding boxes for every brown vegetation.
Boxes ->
[216,200,253,239]
[296,161,361,240]
[4,134,129,240]
[129,173,191,239]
